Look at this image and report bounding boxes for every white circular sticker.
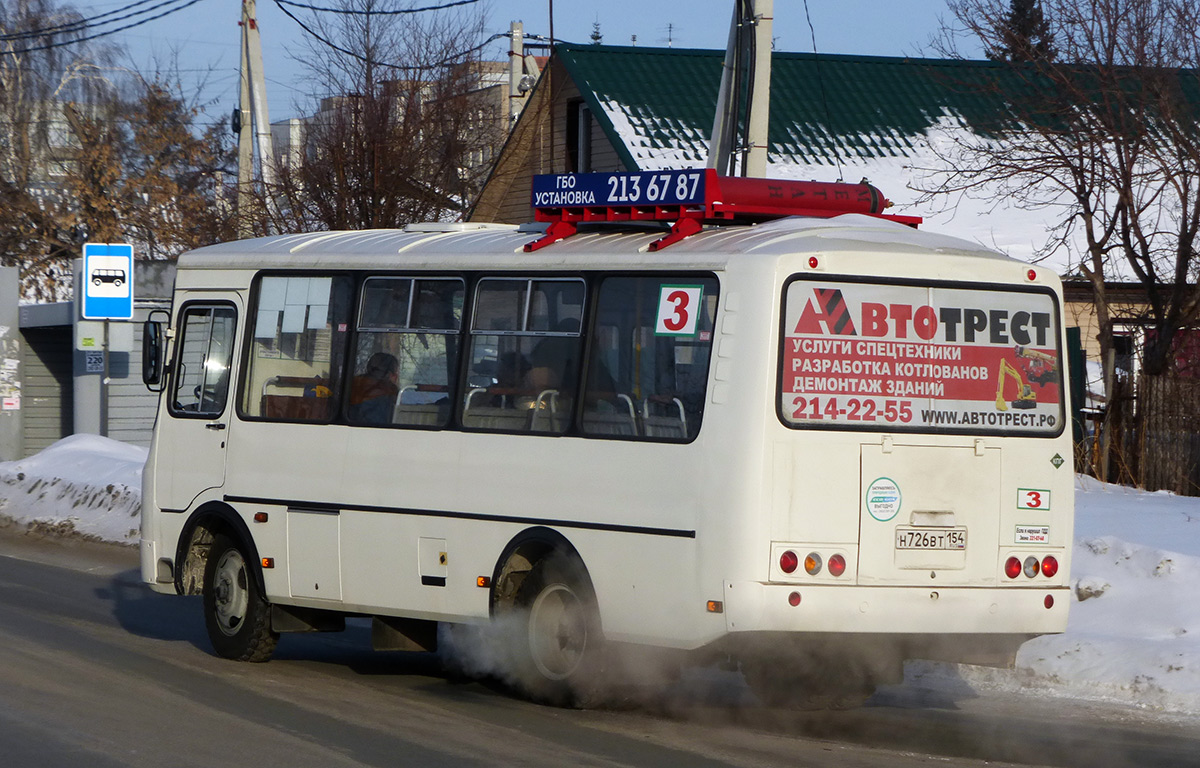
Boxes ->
[866,477,901,522]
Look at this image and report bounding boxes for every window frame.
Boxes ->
[235,271,356,425]
[166,300,239,421]
[346,275,467,430]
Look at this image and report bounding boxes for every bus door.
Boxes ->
[155,295,242,512]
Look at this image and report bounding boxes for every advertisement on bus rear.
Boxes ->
[779,277,1064,435]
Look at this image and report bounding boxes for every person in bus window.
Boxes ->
[349,352,399,424]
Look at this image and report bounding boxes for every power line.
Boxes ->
[272,0,503,72]
[0,0,164,42]
[275,0,480,16]
[0,0,206,54]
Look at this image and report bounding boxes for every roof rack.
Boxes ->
[524,169,922,252]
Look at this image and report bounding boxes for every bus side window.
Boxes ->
[240,275,353,422]
[169,304,237,418]
[581,276,719,441]
[462,278,585,434]
[349,277,463,428]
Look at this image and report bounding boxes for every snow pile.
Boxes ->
[1012,476,1200,714]
[0,434,146,544]
[1,437,1200,716]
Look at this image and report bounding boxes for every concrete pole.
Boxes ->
[744,0,773,177]
[706,3,739,174]
[243,0,277,190]
[236,1,254,239]
[509,21,524,125]
[0,268,21,461]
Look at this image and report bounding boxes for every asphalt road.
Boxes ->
[1,529,1198,768]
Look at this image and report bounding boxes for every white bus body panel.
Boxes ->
[141,215,1074,652]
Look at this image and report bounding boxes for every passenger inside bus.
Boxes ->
[348,352,400,424]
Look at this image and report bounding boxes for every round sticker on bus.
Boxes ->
[866,477,902,522]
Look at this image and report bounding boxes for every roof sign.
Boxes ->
[526,170,922,252]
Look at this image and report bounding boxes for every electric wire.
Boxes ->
[272,0,503,72]
[0,0,205,54]
[274,0,480,16]
[0,0,165,42]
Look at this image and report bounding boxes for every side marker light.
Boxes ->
[706,600,724,614]
[261,558,274,569]
[476,576,491,588]
[253,512,269,523]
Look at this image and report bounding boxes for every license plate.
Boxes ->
[895,527,967,550]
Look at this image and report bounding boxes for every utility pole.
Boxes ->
[707,0,773,177]
[236,0,276,238]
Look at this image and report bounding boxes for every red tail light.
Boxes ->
[1004,556,1022,579]
[1041,555,1059,578]
[780,550,799,574]
[828,553,846,577]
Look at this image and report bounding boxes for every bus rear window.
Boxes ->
[779,278,1064,436]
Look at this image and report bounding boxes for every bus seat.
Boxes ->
[642,397,688,439]
[582,393,638,436]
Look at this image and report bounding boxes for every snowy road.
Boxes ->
[2,531,1200,768]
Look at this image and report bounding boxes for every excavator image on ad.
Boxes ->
[996,346,1059,412]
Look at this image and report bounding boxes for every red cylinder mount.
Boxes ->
[712,175,890,215]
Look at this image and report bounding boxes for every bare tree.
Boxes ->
[0,0,117,299]
[268,0,502,232]
[924,0,1200,388]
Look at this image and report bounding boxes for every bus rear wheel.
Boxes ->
[203,533,278,662]
[514,554,604,707]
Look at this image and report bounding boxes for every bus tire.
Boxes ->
[203,533,278,662]
[514,554,604,707]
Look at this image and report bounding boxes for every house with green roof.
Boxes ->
[471,42,1041,260]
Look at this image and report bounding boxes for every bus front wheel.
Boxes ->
[203,533,278,662]
[514,554,604,706]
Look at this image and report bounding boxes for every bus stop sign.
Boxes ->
[82,243,134,320]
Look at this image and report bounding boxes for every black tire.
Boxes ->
[203,533,278,662]
[513,554,605,707]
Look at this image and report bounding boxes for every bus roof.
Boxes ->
[178,214,1010,272]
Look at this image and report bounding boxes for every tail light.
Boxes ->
[1023,555,1040,578]
[1041,555,1059,578]
[779,550,799,574]
[828,553,846,577]
[804,552,822,575]
[1004,556,1022,579]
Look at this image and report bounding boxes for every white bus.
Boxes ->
[140,173,1073,707]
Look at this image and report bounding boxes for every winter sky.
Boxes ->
[91,0,975,122]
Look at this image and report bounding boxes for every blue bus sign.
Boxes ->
[82,243,134,320]
[532,170,708,209]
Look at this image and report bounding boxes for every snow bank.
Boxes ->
[0,434,146,545]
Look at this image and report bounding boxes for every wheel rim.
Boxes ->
[212,548,250,637]
[528,582,588,680]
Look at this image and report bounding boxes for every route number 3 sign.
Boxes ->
[655,285,704,336]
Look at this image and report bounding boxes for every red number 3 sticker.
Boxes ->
[655,285,703,335]
[1018,489,1051,510]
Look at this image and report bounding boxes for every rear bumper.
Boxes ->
[724,581,1069,636]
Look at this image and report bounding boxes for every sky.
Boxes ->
[83,0,973,123]
[2,433,1199,716]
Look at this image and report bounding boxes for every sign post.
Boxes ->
[80,243,134,437]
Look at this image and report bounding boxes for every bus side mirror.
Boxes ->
[142,309,170,391]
